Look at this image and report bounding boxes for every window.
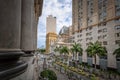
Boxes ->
[86,43,89,46]
[78,39,82,42]
[86,32,92,36]
[98,28,107,33]
[115,0,120,16]
[79,30,82,33]
[115,18,120,22]
[89,27,92,30]
[88,17,92,23]
[80,39,82,41]
[86,33,89,36]
[87,0,94,17]
[98,30,102,33]
[86,28,88,31]
[91,3,93,5]
[115,25,120,30]
[81,12,83,14]
[90,37,93,40]
[103,35,107,39]
[98,36,102,39]
[103,41,107,45]
[78,26,80,29]
[103,28,107,32]
[91,11,93,14]
[86,37,93,41]
[98,0,107,21]
[79,34,82,37]
[80,23,82,26]
[86,27,92,31]
[115,40,120,44]
[90,20,92,22]
[86,38,89,41]
[116,32,120,37]
[87,1,89,5]
[103,22,106,26]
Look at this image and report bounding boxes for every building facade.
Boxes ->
[46,15,57,54]
[72,0,120,70]
[0,0,43,80]
[46,15,56,34]
[68,25,73,43]
[50,26,73,57]
[46,32,57,54]
[59,26,69,43]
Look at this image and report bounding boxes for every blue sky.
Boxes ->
[37,0,72,48]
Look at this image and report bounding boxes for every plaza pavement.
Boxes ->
[38,58,69,80]
[49,67,69,80]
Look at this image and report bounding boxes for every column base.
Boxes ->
[0,51,28,80]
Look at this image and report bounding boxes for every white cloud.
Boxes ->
[37,0,72,48]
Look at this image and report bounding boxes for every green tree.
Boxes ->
[71,43,83,60]
[37,48,46,54]
[59,46,69,55]
[40,69,57,80]
[59,46,69,61]
[113,45,120,57]
[86,41,107,69]
[54,46,59,53]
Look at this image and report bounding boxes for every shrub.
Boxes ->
[40,69,57,80]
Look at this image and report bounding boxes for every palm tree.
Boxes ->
[71,43,83,60]
[59,46,69,62]
[54,46,59,53]
[70,47,74,60]
[86,41,107,69]
[113,46,120,57]
[113,45,120,74]
[37,48,46,54]
[59,46,69,55]
[41,49,46,54]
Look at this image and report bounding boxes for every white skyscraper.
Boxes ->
[46,15,56,34]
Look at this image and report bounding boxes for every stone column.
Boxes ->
[0,1,28,80]
[0,0,21,51]
[32,13,38,51]
[21,0,34,52]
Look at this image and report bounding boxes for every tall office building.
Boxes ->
[46,15,57,54]
[72,0,120,71]
[46,15,56,34]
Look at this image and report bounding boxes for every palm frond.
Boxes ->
[86,41,107,57]
[71,42,83,55]
[113,47,120,57]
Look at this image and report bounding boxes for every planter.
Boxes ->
[70,70,90,80]
[87,57,93,66]
[55,62,91,80]
[99,59,107,70]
